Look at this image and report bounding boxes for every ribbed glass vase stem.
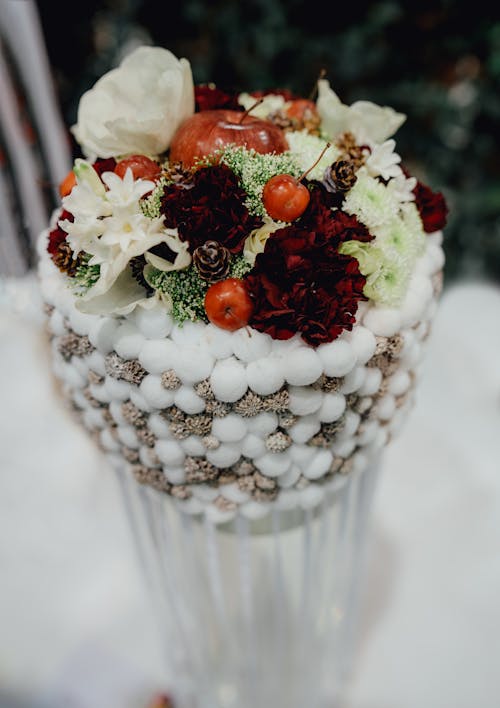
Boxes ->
[114,457,381,708]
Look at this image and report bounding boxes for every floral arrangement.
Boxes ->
[48,46,448,347]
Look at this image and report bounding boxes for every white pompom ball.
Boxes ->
[219,483,250,504]
[100,428,120,452]
[357,420,380,446]
[140,375,176,409]
[174,386,206,414]
[347,326,377,365]
[114,323,145,360]
[212,414,247,443]
[164,466,186,485]
[139,446,161,469]
[89,384,111,404]
[192,485,219,502]
[139,339,177,374]
[69,308,97,337]
[104,376,130,401]
[232,328,272,363]
[87,350,106,376]
[358,367,382,396]
[155,439,185,467]
[271,334,303,353]
[277,464,301,488]
[133,306,173,339]
[88,318,119,354]
[317,339,356,377]
[338,410,360,438]
[288,386,323,416]
[284,348,323,386]
[318,392,346,423]
[388,370,411,396]
[299,485,325,509]
[129,388,152,412]
[246,357,285,395]
[148,413,172,439]
[205,505,237,524]
[341,366,366,394]
[82,408,104,430]
[303,449,333,480]
[171,346,214,384]
[116,426,139,449]
[49,310,66,336]
[376,394,396,421]
[289,415,321,444]
[210,357,247,402]
[171,321,206,346]
[178,497,204,515]
[200,324,234,359]
[206,443,242,467]
[109,401,127,426]
[60,363,86,388]
[181,435,206,456]
[331,438,356,457]
[246,412,278,437]
[288,444,317,466]
[241,434,267,459]
[363,307,401,337]
[71,356,89,378]
[254,452,291,477]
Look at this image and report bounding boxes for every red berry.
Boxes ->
[262,174,310,222]
[204,278,254,331]
[115,155,161,181]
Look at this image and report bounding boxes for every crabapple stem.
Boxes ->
[238,98,265,124]
[299,141,332,181]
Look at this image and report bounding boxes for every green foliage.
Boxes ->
[73,255,100,292]
[145,264,209,324]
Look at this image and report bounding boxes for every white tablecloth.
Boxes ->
[1,276,499,708]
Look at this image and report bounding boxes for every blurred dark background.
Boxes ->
[36,0,500,285]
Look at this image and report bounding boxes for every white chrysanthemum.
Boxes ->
[285,130,339,181]
[340,240,411,307]
[400,202,426,255]
[365,139,402,181]
[343,171,400,229]
[238,92,286,119]
[372,214,420,263]
[363,254,411,307]
[386,171,417,203]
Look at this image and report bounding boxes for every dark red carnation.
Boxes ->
[195,84,241,112]
[244,205,369,345]
[412,180,448,233]
[92,157,117,178]
[47,209,73,256]
[159,165,262,253]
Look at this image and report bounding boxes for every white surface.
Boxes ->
[1,275,500,708]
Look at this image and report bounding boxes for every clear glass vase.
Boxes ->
[114,455,381,708]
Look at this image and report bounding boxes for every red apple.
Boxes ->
[115,155,161,181]
[204,278,254,331]
[262,174,310,222]
[169,110,289,168]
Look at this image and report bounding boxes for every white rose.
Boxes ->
[72,46,195,160]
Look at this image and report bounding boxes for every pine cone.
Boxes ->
[323,159,357,193]
[52,241,81,276]
[164,161,194,188]
[336,131,370,168]
[193,240,230,283]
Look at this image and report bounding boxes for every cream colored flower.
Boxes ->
[317,79,406,144]
[72,46,194,159]
[238,92,286,119]
[243,217,282,265]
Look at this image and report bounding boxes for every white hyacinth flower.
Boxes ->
[365,139,402,181]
